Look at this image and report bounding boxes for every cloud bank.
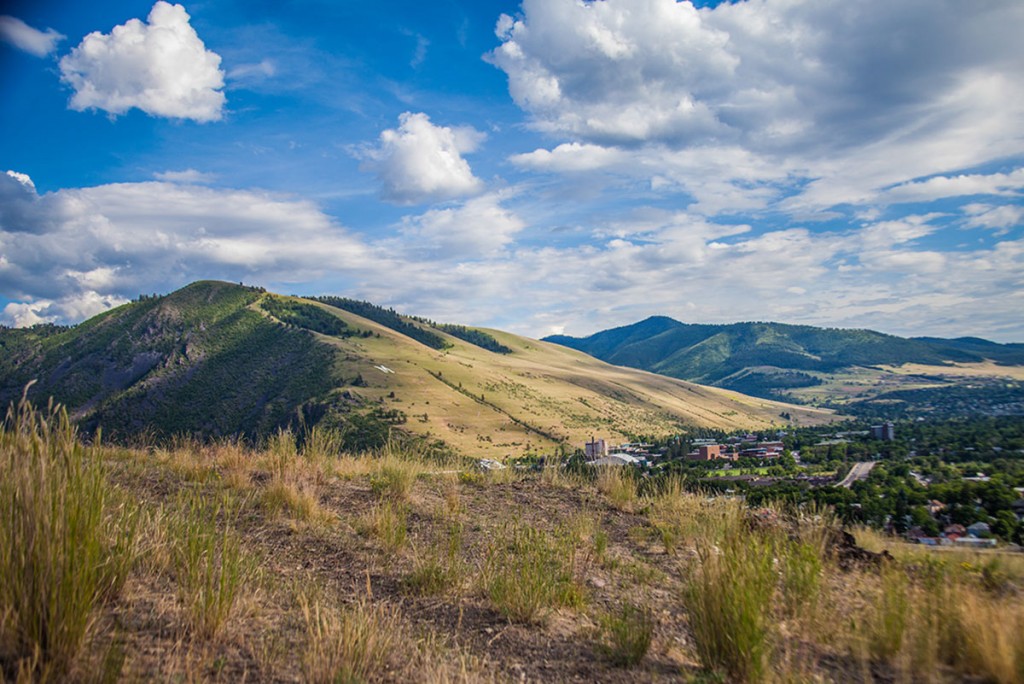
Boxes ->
[1,171,1021,341]
[491,0,1024,214]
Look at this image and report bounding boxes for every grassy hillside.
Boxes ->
[3,402,1021,682]
[0,282,830,457]
[546,317,1024,406]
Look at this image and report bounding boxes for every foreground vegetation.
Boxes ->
[2,400,1023,682]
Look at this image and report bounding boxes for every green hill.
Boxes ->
[0,282,831,456]
[544,317,1024,405]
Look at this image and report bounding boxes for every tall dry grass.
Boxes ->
[595,466,638,512]
[171,492,252,641]
[683,499,777,682]
[0,397,138,680]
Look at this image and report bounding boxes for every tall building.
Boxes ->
[871,422,895,441]
[585,437,608,459]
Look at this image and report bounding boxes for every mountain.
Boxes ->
[544,317,1024,406]
[0,282,831,457]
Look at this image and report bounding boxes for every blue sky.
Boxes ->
[1,0,1022,341]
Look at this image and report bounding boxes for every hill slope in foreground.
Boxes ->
[4,406,1021,682]
[0,281,830,456]
[544,316,1024,407]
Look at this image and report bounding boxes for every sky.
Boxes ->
[1,0,1022,342]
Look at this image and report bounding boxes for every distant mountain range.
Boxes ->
[0,282,830,454]
[544,317,1024,404]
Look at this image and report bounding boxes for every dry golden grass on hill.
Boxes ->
[2,399,1023,683]
[305,300,834,459]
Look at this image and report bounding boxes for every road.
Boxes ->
[837,461,876,488]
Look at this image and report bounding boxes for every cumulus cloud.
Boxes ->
[0,15,64,56]
[360,112,485,204]
[489,0,1024,213]
[394,192,525,259]
[59,2,225,122]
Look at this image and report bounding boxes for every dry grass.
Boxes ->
[0,398,138,681]
[595,466,639,512]
[4,399,1023,682]
[300,595,400,683]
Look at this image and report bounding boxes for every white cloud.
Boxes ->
[962,204,1024,233]
[0,175,374,326]
[360,112,484,204]
[3,291,129,327]
[511,143,628,173]
[227,59,276,82]
[490,0,1024,214]
[0,15,64,57]
[881,169,1024,205]
[59,2,225,122]
[4,173,1022,342]
[153,169,217,184]
[393,192,525,259]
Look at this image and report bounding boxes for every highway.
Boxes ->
[837,461,876,488]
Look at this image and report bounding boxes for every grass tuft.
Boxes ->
[596,602,654,667]
[300,596,399,684]
[682,501,776,682]
[481,522,584,624]
[171,492,251,641]
[0,397,137,680]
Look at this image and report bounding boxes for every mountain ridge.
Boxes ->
[0,282,831,457]
[543,316,1024,403]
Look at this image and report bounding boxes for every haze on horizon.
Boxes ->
[1,0,1022,342]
